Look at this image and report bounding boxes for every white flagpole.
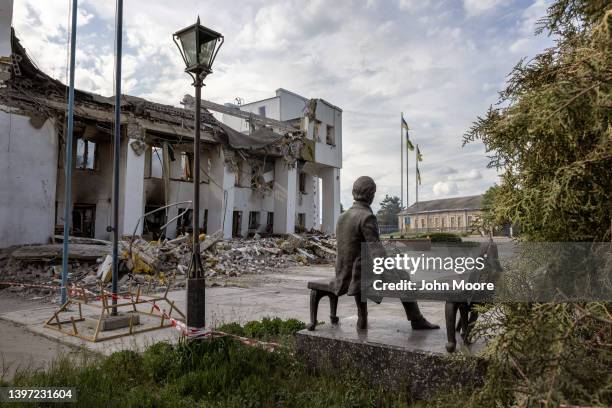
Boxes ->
[400,113,404,208]
[416,145,419,211]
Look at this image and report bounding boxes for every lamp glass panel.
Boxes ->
[178,29,197,67]
[198,38,217,68]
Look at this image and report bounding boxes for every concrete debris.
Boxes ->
[0,232,336,303]
[97,255,113,282]
[11,244,110,261]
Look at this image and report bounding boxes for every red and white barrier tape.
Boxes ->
[0,280,280,351]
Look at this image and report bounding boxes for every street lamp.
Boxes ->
[173,17,223,329]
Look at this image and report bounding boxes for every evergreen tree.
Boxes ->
[376,195,403,226]
[461,1,611,406]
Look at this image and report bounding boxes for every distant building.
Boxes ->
[397,195,484,233]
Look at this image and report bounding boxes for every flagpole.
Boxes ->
[416,145,419,211]
[400,112,404,208]
[111,0,123,315]
[406,126,409,209]
[61,0,78,305]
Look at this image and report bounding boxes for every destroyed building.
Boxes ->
[0,16,341,248]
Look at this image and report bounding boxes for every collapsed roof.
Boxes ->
[0,30,306,162]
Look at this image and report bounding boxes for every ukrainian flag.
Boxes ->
[401,114,409,130]
[406,132,414,151]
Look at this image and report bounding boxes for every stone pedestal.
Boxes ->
[295,316,486,399]
[100,313,140,331]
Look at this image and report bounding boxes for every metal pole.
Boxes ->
[416,148,419,212]
[187,74,206,328]
[61,0,78,305]
[406,129,409,208]
[111,0,123,315]
[400,113,403,208]
[193,79,202,271]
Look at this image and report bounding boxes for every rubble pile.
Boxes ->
[0,232,336,303]
[116,232,336,279]
[202,233,336,278]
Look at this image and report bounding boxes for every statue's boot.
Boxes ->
[354,296,368,330]
[402,301,440,330]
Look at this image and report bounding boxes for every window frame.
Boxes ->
[75,137,98,171]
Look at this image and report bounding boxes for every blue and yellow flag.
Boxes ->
[406,131,414,151]
[401,114,409,130]
[417,145,423,161]
[416,168,422,185]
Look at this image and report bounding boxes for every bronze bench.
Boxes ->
[306,280,339,331]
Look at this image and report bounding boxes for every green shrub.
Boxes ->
[415,232,462,242]
[216,321,245,336]
[279,318,306,335]
[218,317,306,341]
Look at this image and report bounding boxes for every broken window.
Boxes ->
[150,147,163,178]
[76,138,97,170]
[232,211,242,237]
[258,106,266,117]
[313,120,321,141]
[266,212,274,233]
[72,204,95,238]
[180,152,193,181]
[299,172,307,194]
[143,205,166,240]
[177,208,193,236]
[296,213,306,232]
[326,124,335,146]
[248,211,260,230]
[203,209,208,234]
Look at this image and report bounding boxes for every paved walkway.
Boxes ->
[0,296,77,381]
[0,265,445,362]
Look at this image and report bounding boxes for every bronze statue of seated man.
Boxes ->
[307,176,439,331]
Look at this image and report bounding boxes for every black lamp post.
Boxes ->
[173,17,223,328]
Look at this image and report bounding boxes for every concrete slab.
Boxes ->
[296,318,486,399]
[0,305,181,356]
[301,315,484,355]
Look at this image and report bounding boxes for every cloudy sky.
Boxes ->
[12,0,553,211]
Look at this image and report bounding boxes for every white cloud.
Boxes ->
[463,0,505,16]
[433,181,459,196]
[10,0,553,211]
[448,169,482,181]
[398,0,433,12]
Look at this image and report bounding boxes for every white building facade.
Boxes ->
[222,89,342,237]
[0,6,341,247]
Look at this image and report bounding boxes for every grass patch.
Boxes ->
[5,318,476,407]
[216,317,305,344]
[6,336,420,407]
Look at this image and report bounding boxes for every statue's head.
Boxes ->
[352,176,376,205]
